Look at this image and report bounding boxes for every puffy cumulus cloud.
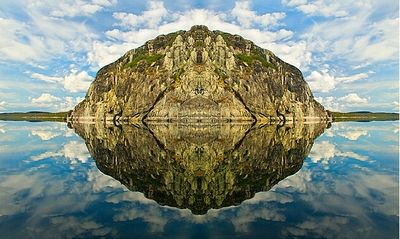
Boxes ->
[87,41,136,69]
[63,70,94,93]
[315,93,369,112]
[306,68,369,93]
[231,1,286,28]
[31,70,93,93]
[31,93,61,104]
[112,1,168,29]
[307,69,336,93]
[338,93,368,104]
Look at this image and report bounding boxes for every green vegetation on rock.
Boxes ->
[125,53,164,68]
[236,53,275,69]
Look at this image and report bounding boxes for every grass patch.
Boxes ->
[125,54,164,68]
[236,53,275,69]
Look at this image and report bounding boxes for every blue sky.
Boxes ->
[0,0,398,113]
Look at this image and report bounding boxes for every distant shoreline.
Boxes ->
[0,111,398,123]
[330,111,399,122]
[0,112,68,122]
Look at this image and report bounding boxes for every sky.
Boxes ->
[0,0,398,113]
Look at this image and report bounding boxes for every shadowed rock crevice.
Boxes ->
[69,25,329,123]
[72,122,327,214]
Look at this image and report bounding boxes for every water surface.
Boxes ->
[0,121,398,238]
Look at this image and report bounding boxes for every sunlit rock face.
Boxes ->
[72,122,327,214]
[70,25,328,123]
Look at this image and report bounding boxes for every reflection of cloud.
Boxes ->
[49,216,112,238]
[113,206,169,233]
[29,140,90,164]
[309,141,336,164]
[62,141,90,164]
[336,151,368,161]
[338,130,368,140]
[230,207,285,232]
[30,151,63,161]
[309,140,369,167]
[87,169,124,192]
[245,191,293,204]
[31,130,61,140]
[0,123,5,133]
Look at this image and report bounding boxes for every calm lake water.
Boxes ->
[0,121,398,239]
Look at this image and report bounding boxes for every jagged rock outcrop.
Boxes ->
[70,25,329,123]
[72,122,327,214]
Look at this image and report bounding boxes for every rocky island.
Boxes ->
[69,25,329,123]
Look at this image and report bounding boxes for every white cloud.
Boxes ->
[87,41,136,69]
[315,96,341,112]
[336,73,369,83]
[231,1,286,28]
[31,73,63,83]
[31,70,93,93]
[31,93,61,104]
[303,9,398,66]
[48,0,117,17]
[112,1,168,29]
[0,3,96,64]
[64,70,94,93]
[338,93,368,104]
[307,69,336,93]
[283,0,349,17]
[316,93,369,112]
[57,96,85,112]
[306,68,369,93]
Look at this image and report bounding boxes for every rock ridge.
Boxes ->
[69,25,329,123]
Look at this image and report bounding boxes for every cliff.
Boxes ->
[70,25,329,123]
[72,122,327,214]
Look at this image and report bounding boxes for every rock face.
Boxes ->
[70,25,328,123]
[72,122,327,214]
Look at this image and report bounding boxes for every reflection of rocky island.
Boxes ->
[72,122,326,214]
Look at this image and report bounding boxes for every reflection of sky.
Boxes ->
[0,121,398,238]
